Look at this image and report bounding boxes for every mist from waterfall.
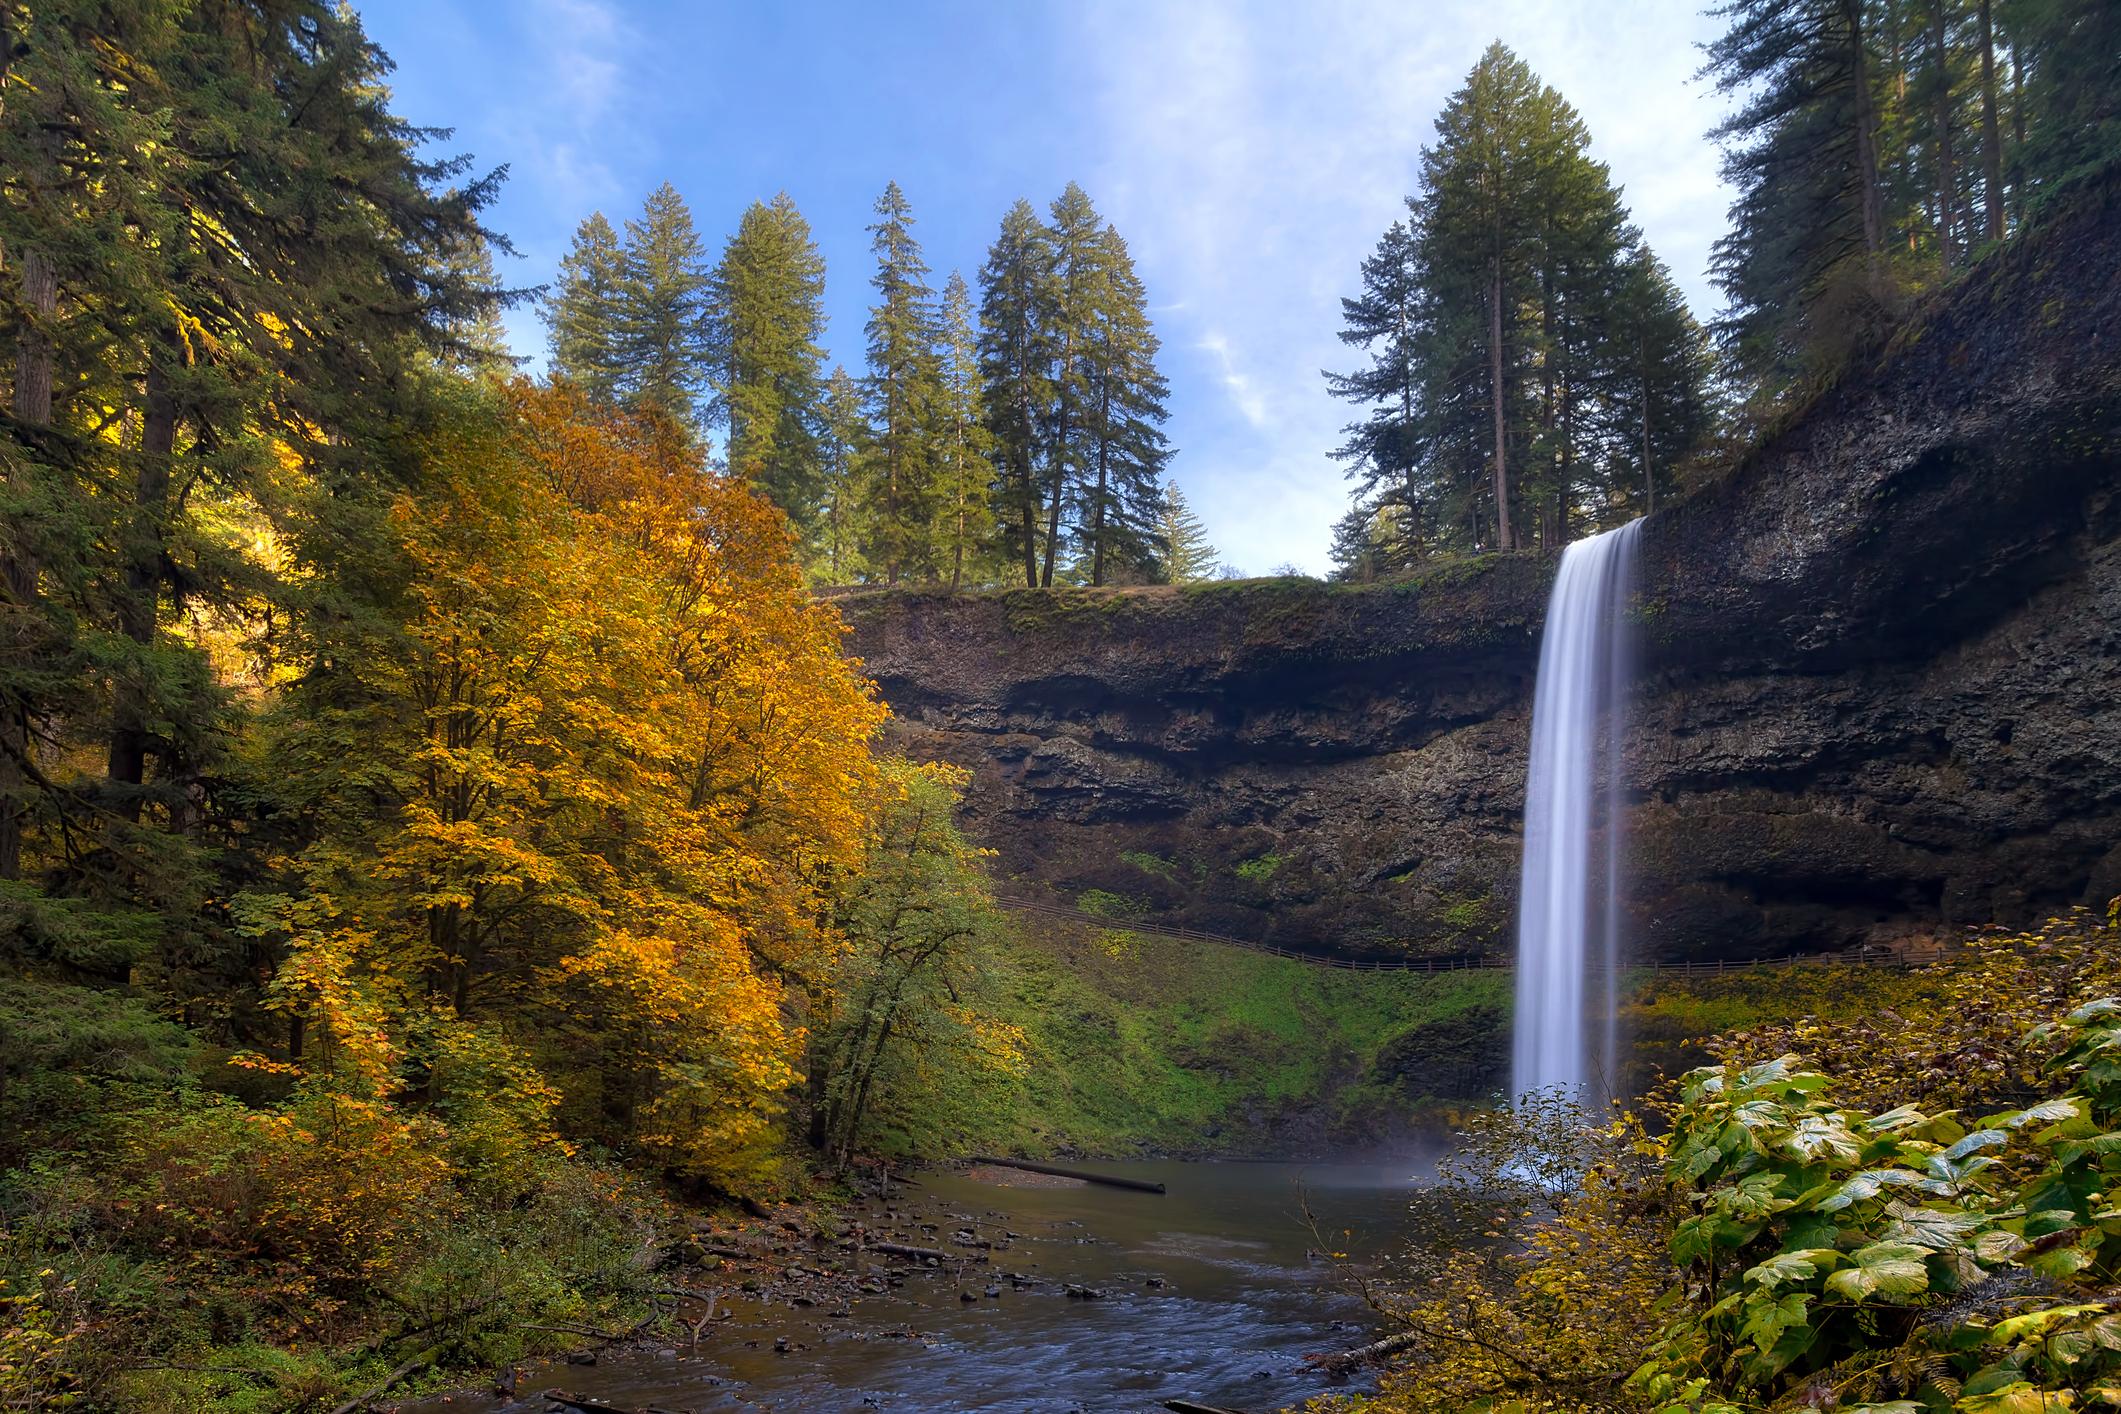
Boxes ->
[1512,519,1641,1107]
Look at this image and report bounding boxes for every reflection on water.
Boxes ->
[405,1156,1437,1414]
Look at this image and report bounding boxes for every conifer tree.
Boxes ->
[930,272,996,589]
[1325,219,1428,566]
[1155,482,1220,583]
[1704,0,1894,385]
[858,182,943,582]
[1078,225,1173,585]
[1328,46,1709,562]
[0,0,505,898]
[615,183,712,426]
[1607,242,1716,515]
[1038,183,1108,586]
[817,366,869,583]
[977,200,1057,587]
[546,213,628,401]
[705,193,829,531]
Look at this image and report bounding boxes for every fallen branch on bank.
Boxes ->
[1164,1400,1254,1414]
[1311,1328,1422,1375]
[326,1351,433,1414]
[966,1156,1168,1193]
[867,1240,948,1261]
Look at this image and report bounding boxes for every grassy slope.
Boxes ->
[935,916,1509,1158]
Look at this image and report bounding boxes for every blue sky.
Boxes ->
[356,0,1738,575]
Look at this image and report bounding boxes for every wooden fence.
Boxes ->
[992,895,1956,976]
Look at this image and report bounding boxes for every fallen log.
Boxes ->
[868,1240,948,1261]
[1311,1328,1422,1375]
[327,1351,433,1414]
[1164,1400,1252,1414]
[967,1156,1167,1194]
[541,1392,634,1414]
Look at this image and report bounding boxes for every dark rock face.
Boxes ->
[839,179,2121,963]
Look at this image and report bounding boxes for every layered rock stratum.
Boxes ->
[840,175,2121,963]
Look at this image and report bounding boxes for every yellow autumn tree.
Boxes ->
[246,379,883,1188]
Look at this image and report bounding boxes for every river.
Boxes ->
[415,1157,1435,1414]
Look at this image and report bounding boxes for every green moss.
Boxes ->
[1119,850,1178,881]
[1437,892,1505,944]
[1233,852,1284,882]
[1076,888,1144,919]
[942,917,1511,1157]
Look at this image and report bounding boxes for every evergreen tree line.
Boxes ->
[545,180,1223,586]
[1327,44,1717,576]
[1328,3,2113,576]
[1703,0,2117,390]
[0,5,1031,1399]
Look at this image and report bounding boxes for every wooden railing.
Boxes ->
[992,895,1957,976]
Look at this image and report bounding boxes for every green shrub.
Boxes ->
[1077,888,1144,919]
[1119,850,1178,881]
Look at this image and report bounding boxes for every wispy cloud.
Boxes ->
[1197,331,1268,429]
[1071,0,1734,574]
[515,0,634,208]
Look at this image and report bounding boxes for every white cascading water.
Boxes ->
[1511,519,1641,1107]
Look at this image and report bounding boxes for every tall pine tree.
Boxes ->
[1078,225,1173,585]
[1038,184,1107,586]
[930,272,996,589]
[705,193,829,533]
[615,183,711,426]
[546,213,628,402]
[858,182,942,582]
[977,200,1056,588]
[1328,46,1710,564]
[1155,482,1221,583]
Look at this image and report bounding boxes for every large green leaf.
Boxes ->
[1743,1247,1841,1290]
[1881,1201,1987,1251]
[1817,1167,1926,1212]
[1823,1240,1930,1303]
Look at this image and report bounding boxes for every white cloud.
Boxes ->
[515,0,633,208]
[1071,0,1735,575]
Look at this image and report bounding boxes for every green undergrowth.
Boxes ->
[0,974,669,1413]
[932,916,1510,1157]
[1623,955,1940,1084]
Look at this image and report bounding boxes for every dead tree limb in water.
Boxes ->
[967,1156,1167,1193]
[868,1240,949,1261]
[1311,1327,1422,1375]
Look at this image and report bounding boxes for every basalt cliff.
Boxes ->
[840,177,2121,964]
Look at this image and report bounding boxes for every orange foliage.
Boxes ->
[251,379,884,1187]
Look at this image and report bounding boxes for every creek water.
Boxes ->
[411,1157,1434,1414]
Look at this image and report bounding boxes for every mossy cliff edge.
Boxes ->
[840,175,2121,963]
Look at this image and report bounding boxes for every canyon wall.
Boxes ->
[839,176,2121,963]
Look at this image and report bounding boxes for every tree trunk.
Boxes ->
[108,355,179,819]
[1016,422,1039,589]
[1977,0,2005,240]
[1090,383,1111,586]
[2008,42,2025,225]
[950,426,966,591]
[884,391,901,585]
[1931,0,1957,270]
[1488,258,1512,552]
[1845,0,1888,288]
[0,235,57,880]
[1640,339,1656,516]
[1041,386,1069,588]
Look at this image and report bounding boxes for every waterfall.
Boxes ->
[1511,519,1640,1107]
